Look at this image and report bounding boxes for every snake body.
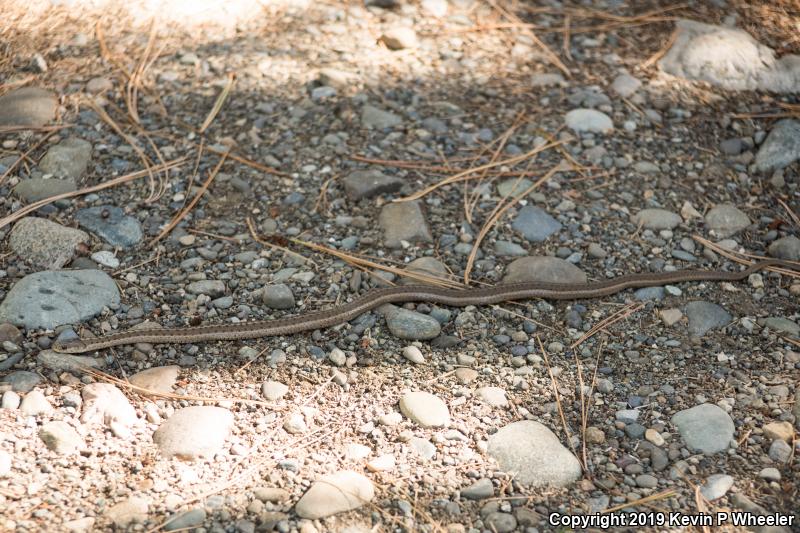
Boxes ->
[51,260,796,353]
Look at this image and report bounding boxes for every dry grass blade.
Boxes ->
[777,198,800,228]
[199,72,236,133]
[464,164,562,283]
[639,28,678,69]
[601,490,678,513]
[205,143,288,176]
[149,149,229,246]
[0,129,59,186]
[570,302,645,349]
[245,217,317,268]
[0,123,73,134]
[397,137,569,202]
[692,235,800,279]
[0,158,185,231]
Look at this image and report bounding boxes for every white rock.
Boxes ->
[402,345,425,364]
[399,391,450,428]
[294,470,375,519]
[565,109,613,133]
[152,406,234,460]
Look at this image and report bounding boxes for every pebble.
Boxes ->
[659,308,683,326]
[261,380,289,401]
[684,301,732,337]
[402,345,425,364]
[497,177,533,198]
[484,512,517,533]
[129,366,180,393]
[9,217,89,269]
[152,406,234,459]
[361,104,402,129]
[475,387,508,407]
[106,497,149,528]
[366,454,395,472]
[2,391,21,409]
[768,439,791,464]
[0,87,57,127]
[487,421,582,487]
[645,429,665,446]
[76,206,143,248]
[511,206,562,242]
[342,169,404,200]
[37,350,103,373]
[2,371,42,392]
[0,270,120,329]
[20,389,53,416]
[633,209,681,230]
[379,201,432,248]
[671,403,734,454]
[494,240,527,257]
[408,437,436,460]
[704,204,750,238]
[39,137,93,180]
[401,257,450,285]
[382,306,441,340]
[754,119,800,172]
[454,368,478,384]
[699,474,734,501]
[503,256,587,284]
[164,508,206,531]
[565,108,613,133]
[253,487,289,503]
[380,27,418,50]
[262,283,295,309]
[635,474,658,489]
[762,421,794,442]
[39,421,85,454]
[399,391,450,428]
[611,72,641,97]
[758,467,781,482]
[461,478,494,500]
[90,251,119,268]
[762,317,799,337]
[768,235,800,260]
[81,383,138,434]
[294,470,375,519]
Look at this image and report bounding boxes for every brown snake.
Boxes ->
[51,259,797,353]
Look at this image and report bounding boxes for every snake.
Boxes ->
[51,259,797,353]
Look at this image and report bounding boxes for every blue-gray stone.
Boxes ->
[755,119,800,173]
[671,403,734,454]
[0,270,120,329]
[1,371,42,392]
[76,206,143,248]
[635,287,665,301]
[382,305,440,340]
[684,301,732,336]
[512,206,562,242]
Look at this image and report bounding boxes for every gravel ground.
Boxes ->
[0,1,798,532]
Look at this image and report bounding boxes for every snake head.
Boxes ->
[51,338,89,353]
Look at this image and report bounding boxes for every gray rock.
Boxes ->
[9,217,89,269]
[261,381,289,401]
[461,478,494,500]
[164,508,206,531]
[361,104,402,129]
[762,317,799,337]
[720,138,743,156]
[13,177,77,202]
[635,287,665,301]
[39,421,85,454]
[129,366,180,393]
[105,497,149,528]
[503,256,587,284]
[684,301,732,336]
[755,119,800,173]
[262,283,295,309]
[700,474,734,501]
[37,350,103,373]
[20,389,52,416]
[512,206,562,242]
[611,72,641,97]
[400,257,450,285]
[633,209,681,230]
[382,305,441,340]
[379,201,432,248]
[408,436,436,460]
[671,403,734,454]
[186,280,226,298]
[497,178,533,198]
[294,470,375,519]
[75,206,143,248]
[0,87,57,127]
[635,474,658,488]
[494,240,527,257]
[153,406,234,459]
[488,421,582,488]
[768,235,800,261]
[531,72,567,87]
[484,512,517,533]
[342,169,404,200]
[705,204,750,238]
[659,20,800,93]
[476,387,508,407]
[0,270,120,329]
[380,27,418,50]
[39,137,92,180]
[759,467,781,482]
[1,370,42,392]
[768,439,791,464]
[565,109,613,133]
[399,391,450,428]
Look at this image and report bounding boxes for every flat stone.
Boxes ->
[361,104,402,129]
[475,387,508,407]
[253,487,290,503]
[39,421,85,454]
[700,474,734,501]
[1,370,42,392]
[400,257,451,285]
[461,478,494,500]
[512,206,562,242]
[684,301,732,337]
[106,497,149,528]
[382,305,441,340]
[497,177,533,198]
[9,217,89,269]
[487,421,582,487]
[38,137,92,180]
[408,436,436,460]
[755,119,800,173]
[164,508,206,531]
[503,256,587,284]
[399,391,450,428]
[261,380,289,401]
[611,72,641,97]
[13,177,77,202]
[379,201,432,248]
[20,389,53,416]
[633,209,682,230]
[153,406,234,460]
[262,283,295,309]
[294,470,375,519]
[704,204,750,238]
[129,366,180,394]
[0,87,57,127]
[37,350,103,373]
[342,169,404,200]
[380,27,418,50]
[763,421,794,442]
[565,108,613,133]
[659,308,683,326]
[186,280,226,298]
[762,317,799,337]
[671,403,734,454]
[75,206,143,248]
[768,235,800,261]
[80,383,138,430]
[484,512,517,533]
[0,270,120,329]
[659,19,800,93]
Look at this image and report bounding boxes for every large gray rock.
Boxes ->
[75,206,143,248]
[379,201,432,248]
[342,169,404,200]
[704,204,751,238]
[13,178,77,203]
[0,87,57,127]
[512,206,562,242]
[38,137,93,180]
[503,256,587,284]
[487,421,582,487]
[9,217,89,269]
[671,403,734,454]
[684,301,732,337]
[0,270,120,329]
[755,119,800,173]
[294,470,375,519]
[361,104,402,129]
[659,20,800,93]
